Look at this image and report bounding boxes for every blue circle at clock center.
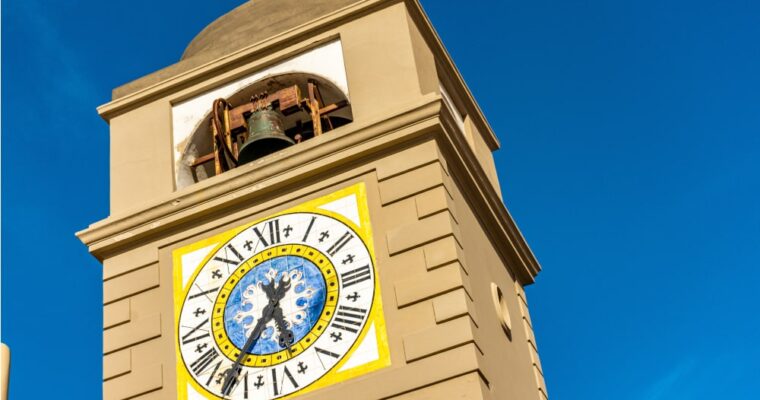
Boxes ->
[223,255,327,355]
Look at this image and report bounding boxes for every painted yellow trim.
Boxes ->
[172,182,390,399]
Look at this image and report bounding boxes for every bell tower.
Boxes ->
[78,1,547,399]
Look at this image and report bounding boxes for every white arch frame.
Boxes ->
[171,40,350,189]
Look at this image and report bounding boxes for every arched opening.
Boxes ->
[177,73,352,188]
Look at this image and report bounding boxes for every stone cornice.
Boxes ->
[79,95,442,257]
[78,95,540,285]
[403,0,501,151]
[437,103,542,284]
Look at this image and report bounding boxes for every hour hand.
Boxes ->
[262,272,290,304]
[273,272,292,301]
[221,302,275,394]
[261,278,277,302]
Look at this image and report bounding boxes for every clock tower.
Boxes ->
[77,1,547,399]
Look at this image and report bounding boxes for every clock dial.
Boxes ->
[176,207,380,399]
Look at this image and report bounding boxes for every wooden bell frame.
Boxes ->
[190,79,349,176]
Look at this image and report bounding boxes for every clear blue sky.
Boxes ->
[2,0,759,398]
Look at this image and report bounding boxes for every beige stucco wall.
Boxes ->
[109,100,174,213]
[107,2,442,217]
[1,343,8,400]
[464,116,502,196]
[82,1,543,399]
[99,136,542,399]
[447,165,547,399]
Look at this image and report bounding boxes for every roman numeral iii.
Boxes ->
[340,265,371,287]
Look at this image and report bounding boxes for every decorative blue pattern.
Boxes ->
[224,256,326,354]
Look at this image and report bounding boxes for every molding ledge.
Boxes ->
[78,95,540,284]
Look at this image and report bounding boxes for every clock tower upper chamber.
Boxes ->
[77,1,548,399]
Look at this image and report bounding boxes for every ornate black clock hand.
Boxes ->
[221,273,293,396]
[269,272,295,349]
[177,209,380,399]
[272,273,292,301]
[221,277,279,396]
[221,300,274,396]
[272,297,295,349]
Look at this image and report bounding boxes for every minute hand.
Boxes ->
[221,274,292,396]
[221,302,275,396]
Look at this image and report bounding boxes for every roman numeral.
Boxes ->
[190,348,219,375]
[272,366,298,396]
[189,287,219,300]
[269,219,281,245]
[206,360,222,386]
[213,256,239,265]
[182,318,210,344]
[340,265,371,288]
[315,347,340,358]
[244,372,249,399]
[214,244,243,266]
[331,305,367,333]
[252,219,281,248]
[314,346,340,370]
[227,244,244,262]
[302,216,316,242]
[327,231,353,256]
[252,225,268,248]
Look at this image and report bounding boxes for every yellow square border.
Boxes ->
[172,182,390,399]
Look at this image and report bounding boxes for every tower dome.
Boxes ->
[181,0,359,63]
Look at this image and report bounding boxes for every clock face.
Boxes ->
[173,184,389,399]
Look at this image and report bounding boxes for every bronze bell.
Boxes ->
[237,109,295,165]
